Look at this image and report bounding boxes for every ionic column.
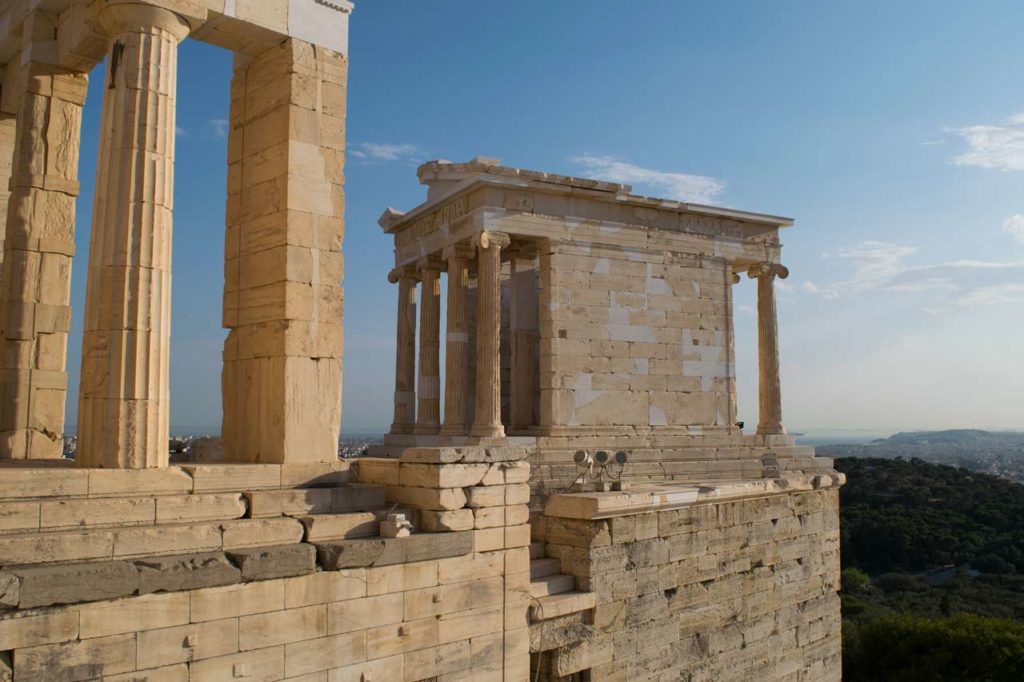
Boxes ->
[389,267,418,434]
[747,263,789,436]
[0,42,88,459]
[509,253,538,430]
[414,258,443,435]
[471,231,510,439]
[725,270,741,430]
[77,3,194,468]
[441,244,472,435]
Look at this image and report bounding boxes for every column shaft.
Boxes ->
[471,232,509,439]
[0,56,86,459]
[441,246,471,435]
[220,40,347,464]
[414,261,442,434]
[390,269,417,433]
[749,263,788,436]
[77,7,189,468]
[509,255,537,430]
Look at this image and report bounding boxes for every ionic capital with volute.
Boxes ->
[388,265,419,284]
[747,262,789,281]
[471,231,511,252]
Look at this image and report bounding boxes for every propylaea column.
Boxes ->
[389,266,417,434]
[748,262,789,436]
[471,231,509,439]
[221,39,346,464]
[414,258,442,435]
[77,1,197,468]
[0,18,88,459]
[441,244,471,436]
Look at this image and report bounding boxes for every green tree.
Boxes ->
[845,613,1024,681]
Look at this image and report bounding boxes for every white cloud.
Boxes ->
[209,119,229,138]
[1003,214,1024,244]
[571,155,725,204]
[803,240,1024,309]
[950,112,1024,171]
[175,126,189,138]
[352,143,422,162]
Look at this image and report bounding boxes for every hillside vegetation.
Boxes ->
[836,456,1024,681]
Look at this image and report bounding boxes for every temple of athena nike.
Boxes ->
[0,1,842,680]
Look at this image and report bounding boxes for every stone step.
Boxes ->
[530,557,560,580]
[0,462,352,502]
[530,573,575,599]
[0,516,305,565]
[0,492,251,535]
[245,484,385,518]
[529,541,545,560]
[529,591,598,623]
[297,509,394,542]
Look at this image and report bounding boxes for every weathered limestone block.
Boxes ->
[285,568,366,608]
[0,573,18,609]
[189,580,285,623]
[420,509,474,532]
[135,618,239,670]
[155,493,247,523]
[399,462,489,488]
[316,538,386,569]
[552,635,613,676]
[353,457,399,485]
[297,512,379,541]
[385,484,466,511]
[15,633,136,680]
[226,543,316,580]
[400,446,527,464]
[316,531,473,570]
[7,560,138,609]
[135,552,241,595]
[221,517,305,549]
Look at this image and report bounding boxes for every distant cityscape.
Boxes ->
[817,429,1024,485]
[61,433,386,461]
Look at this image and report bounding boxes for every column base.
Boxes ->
[439,424,468,437]
[413,423,440,436]
[470,424,506,439]
[757,423,786,436]
[390,424,414,435]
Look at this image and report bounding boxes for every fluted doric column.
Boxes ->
[471,231,510,439]
[748,262,789,436]
[414,258,443,435]
[389,266,418,434]
[77,3,193,468]
[0,48,88,459]
[441,244,472,435]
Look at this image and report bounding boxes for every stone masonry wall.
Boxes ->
[538,239,735,432]
[0,452,532,681]
[532,486,842,680]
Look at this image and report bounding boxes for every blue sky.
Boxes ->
[64,1,1024,435]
